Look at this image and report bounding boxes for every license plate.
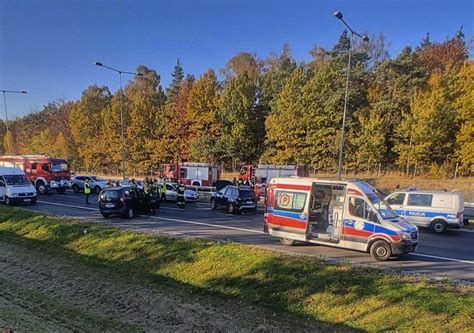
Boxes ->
[105,204,114,208]
[246,201,253,204]
[24,199,31,202]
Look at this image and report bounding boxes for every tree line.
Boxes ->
[1,30,472,176]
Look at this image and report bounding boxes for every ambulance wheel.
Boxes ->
[370,240,392,261]
[430,220,446,233]
[279,238,295,246]
[72,184,80,193]
[211,199,217,210]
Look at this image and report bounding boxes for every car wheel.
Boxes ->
[5,196,11,206]
[211,199,217,210]
[72,184,80,193]
[102,213,110,218]
[279,238,295,246]
[431,219,447,233]
[36,181,48,194]
[127,208,134,219]
[370,240,392,261]
[94,186,101,194]
[227,203,235,214]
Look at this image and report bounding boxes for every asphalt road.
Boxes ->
[21,190,474,282]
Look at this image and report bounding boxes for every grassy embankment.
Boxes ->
[1,206,473,331]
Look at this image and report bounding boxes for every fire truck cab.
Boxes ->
[239,164,308,185]
[264,177,419,261]
[159,162,220,186]
[0,155,71,194]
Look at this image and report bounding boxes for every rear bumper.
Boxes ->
[238,204,257,212]
[391,241,418,255]
[447,222,463,229]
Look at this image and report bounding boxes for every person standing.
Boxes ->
[176,183,186,208]
[160,183,167,202]
[84,179,91,205]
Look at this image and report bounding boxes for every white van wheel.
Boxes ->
[431,220,446,233]
[370,240,392,261]
[279,238,295,246]
[5,196,11,206]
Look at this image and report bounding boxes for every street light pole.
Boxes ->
[333,11,369,180]
[94,62,143,179]
[1,89,27,155]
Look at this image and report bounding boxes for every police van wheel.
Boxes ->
[370,240,392,261]
[431,220,446,233]
[279,238,295,246]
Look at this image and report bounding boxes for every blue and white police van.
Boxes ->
[386,189,464,233]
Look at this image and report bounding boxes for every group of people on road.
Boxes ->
[142,176,168,202]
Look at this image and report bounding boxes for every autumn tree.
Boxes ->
[167,59,184,99]
[221,52,261,83]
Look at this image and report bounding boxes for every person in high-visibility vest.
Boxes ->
[176,183,186,208]
[84,179,91,205]
[160,183,167,202]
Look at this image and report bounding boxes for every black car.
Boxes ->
[211,185,257,214]
[98,187,160,218]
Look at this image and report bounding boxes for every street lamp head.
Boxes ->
[362,35,369,42]
[94,62,103,67]
[334,11,343,20]
[21,91,27,94]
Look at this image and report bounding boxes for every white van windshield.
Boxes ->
[367,192,398,219]
[4,175,31,186]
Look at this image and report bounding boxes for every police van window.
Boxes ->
[407,194,433,207]
[387,193,405,205]
[275,191,307,213]
[349,197,378,223]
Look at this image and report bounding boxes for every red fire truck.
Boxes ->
[0,155,71,194]
[239,164,309,185]
[159,162,220,186]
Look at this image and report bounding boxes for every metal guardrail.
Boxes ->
[185,185,216,202]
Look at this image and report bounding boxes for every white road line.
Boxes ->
[38,201,99,211]
[147,215,265,235]
[410,253,474,265]
[33,200,474,264]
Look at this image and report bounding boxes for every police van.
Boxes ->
[264,177,418,261]
[0,167,37,205]
[385,189,464,233]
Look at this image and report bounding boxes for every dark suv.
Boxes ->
[98,187,160,218]
[211,185,257,214]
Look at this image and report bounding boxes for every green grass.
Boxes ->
[1,206,473,332]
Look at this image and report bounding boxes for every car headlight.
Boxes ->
[401,232,411,241]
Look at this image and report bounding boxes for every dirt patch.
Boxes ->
[0,241,321,332]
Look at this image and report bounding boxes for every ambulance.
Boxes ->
[264,177,419,261]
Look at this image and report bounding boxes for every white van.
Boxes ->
[0,167,37,205]
[385,189,463,233]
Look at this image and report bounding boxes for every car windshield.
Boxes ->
[51,162,69,173]
[367,191,398,219]
[4,175,30,186]
[103,190,120,199]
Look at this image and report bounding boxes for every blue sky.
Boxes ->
[1,0,472,118]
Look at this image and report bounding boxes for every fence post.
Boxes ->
[454,162,459,180]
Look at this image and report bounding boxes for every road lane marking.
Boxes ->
[33,201,473,264]
[38,201,99,211]
[409,253,474,265]
[147,215,265,235]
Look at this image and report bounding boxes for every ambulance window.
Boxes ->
[349,197,378,223]
[387,193,405,205]
[275,191,307,213]
[407,194,433,207]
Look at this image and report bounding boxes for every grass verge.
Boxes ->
[1,206,473,332]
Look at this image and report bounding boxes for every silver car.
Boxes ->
[162,182,199,202]
[70,175,108,194]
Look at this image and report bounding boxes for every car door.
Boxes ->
[344,196,378,246]
[166,184,177,201]
[214,186,228,207]
[386,192,406,217]
[0,177,6,201]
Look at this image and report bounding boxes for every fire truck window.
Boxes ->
[170,165,176,172]
[31,163,37,170]
[160,165,165,172]
[180,168,187,179]
[240,167,248,175]
[41,163,50,171]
